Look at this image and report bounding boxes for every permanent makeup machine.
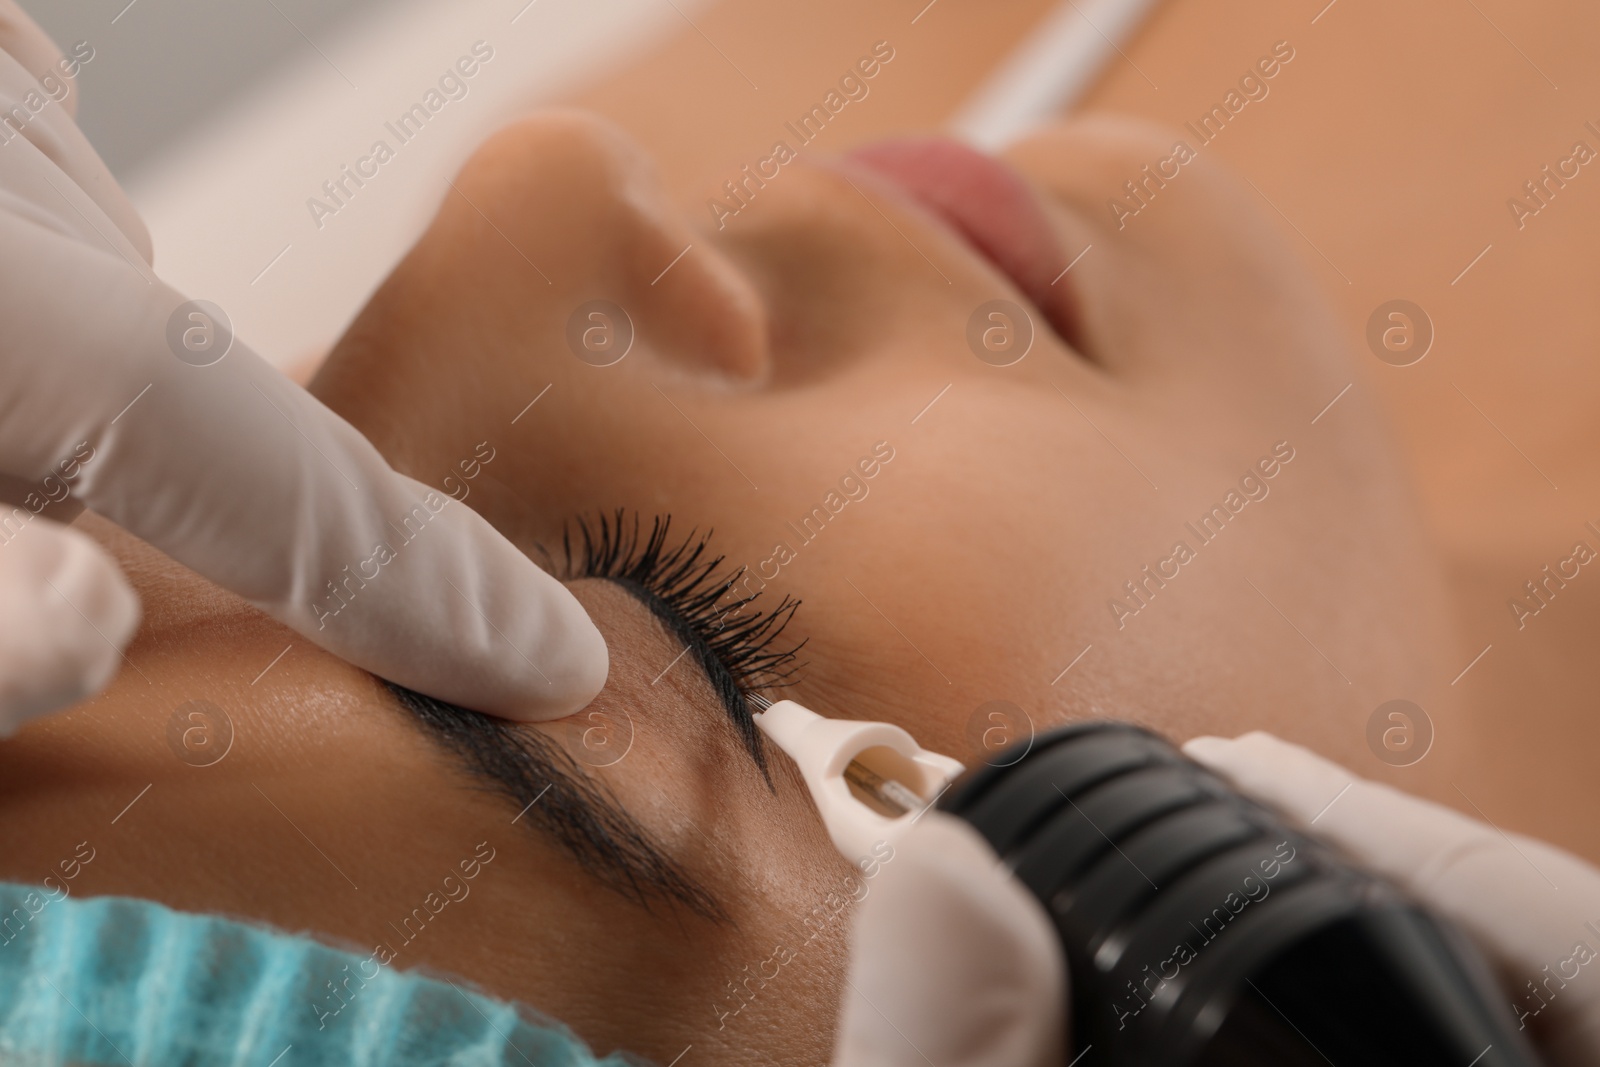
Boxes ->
[751,696,1546,1066]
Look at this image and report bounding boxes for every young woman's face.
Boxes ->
[315,109,1456,766]
[0,112,1457,1066]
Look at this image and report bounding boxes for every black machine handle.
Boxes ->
[936,721,1545,1066]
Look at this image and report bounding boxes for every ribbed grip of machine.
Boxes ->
[935,721,1546,1066]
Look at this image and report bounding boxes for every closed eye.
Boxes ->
[560,510,805,781]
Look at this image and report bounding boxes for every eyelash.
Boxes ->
[562,509,805,776]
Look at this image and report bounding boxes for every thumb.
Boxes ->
[0,516,139,733]
[834,812,1066,1067]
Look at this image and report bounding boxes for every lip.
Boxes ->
[842,136,1082,350]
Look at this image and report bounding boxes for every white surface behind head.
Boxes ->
[125,0,705,368]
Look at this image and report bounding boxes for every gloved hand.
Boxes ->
[0,1,606,733]
[1185,731,1600,1067]
[832,811,1067,1067]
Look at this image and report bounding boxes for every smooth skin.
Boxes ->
[0,111,1460,1064]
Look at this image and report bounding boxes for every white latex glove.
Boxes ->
[833,811,1067,1067]
[1185,731,1600,1067]
[0,2,607,733]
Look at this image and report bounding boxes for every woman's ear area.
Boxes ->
[310,108,769,454]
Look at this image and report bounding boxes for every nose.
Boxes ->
[425,109,771,386]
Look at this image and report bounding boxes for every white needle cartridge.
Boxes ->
[749,695,966,864]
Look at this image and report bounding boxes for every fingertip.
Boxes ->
[1179,734,1232,760]
[57,525,141,653]
[481,574,610,724]
[0,521,141,734]
[544,602,611,719]
[1185,730,1315,773]
[1181,732,1258,777]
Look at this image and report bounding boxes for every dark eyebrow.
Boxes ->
[384,681,726,923]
